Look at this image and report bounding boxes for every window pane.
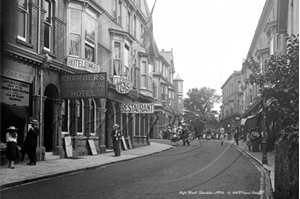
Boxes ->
[69,34,80,56]
[44,24,50,49]
[18,10,26,38]
[70,10,81,34]
[44,0,51,23]
[113,59,122,75]
[114,42,121,58]
[18,0,27,9]
[141,76,146,87]
[85,44,94,61]
[85,15,95,42]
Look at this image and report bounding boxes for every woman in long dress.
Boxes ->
[220,128,225,146]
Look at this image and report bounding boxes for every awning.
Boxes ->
[241,114,256,125]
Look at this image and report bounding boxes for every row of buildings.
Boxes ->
[0,0,184,159]
[219,0,298,149]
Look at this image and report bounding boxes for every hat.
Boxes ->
[30,119,38,125]
[7,126,18,131]
[113,124,119,128]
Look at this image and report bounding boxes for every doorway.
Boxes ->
[44,84,58,152]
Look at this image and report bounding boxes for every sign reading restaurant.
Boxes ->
[121,103,154,113]
[60,73,106,99]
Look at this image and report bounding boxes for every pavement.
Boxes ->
[228,139,275,193]
[0,139,275,194]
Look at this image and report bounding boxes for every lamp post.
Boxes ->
[261,85,268,164]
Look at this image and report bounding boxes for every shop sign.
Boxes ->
[67,57,101,73]
[61,73,107,99]
[1,77,30,107]
[3,69,34,83]
[121,103,154,113]
[113,76,132,94]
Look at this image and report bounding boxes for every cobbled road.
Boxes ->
[1,139,264,199]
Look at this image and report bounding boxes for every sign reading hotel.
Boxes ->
[113,76,132,94]
[121,103,154,113]
[1,77,30,107]
[61,73,107,99]
[67,57,101,73]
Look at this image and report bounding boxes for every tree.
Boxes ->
[243,35,299,133]
[183,87,221,134]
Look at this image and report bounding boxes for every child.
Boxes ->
[6,126,20,169]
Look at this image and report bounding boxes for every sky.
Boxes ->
[146,0,266,110]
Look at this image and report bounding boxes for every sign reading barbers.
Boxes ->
[1,77,30,107]
[113,76,132,94]
[121,103,154,113]
[60,73,107,99]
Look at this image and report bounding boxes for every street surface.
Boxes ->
[1,139,265,199]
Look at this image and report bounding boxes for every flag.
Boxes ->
[141,0,159,65]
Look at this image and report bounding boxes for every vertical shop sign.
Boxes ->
[1,77,30,107]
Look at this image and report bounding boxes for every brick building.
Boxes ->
[0,0,183,159]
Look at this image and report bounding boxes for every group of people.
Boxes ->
[170,124,191,146]
[5,119,39,169]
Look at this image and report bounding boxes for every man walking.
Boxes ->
[23,119,39,165]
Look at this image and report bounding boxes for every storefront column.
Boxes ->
[84,104,92,136]
[53,99,64,156]
[141,114,145,136]
[99,107,107,153]
[33,94,46,161]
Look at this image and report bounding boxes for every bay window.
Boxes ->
[85,11,96,62]
[68,4,98,64]
[124,44,130,77]
[69,9,81,56]
[113,42,122,75]
[141,61,147,88]
[18,0,28,41]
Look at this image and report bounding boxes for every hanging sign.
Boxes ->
[1,77,30,107]
[61,73,107,99]
[121,103,154,113]
[113,76,132,94]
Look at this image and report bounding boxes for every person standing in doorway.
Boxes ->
[23,119,39,166]
[6,126,20,169]
[220,127,225,146]
[111,124,122,156]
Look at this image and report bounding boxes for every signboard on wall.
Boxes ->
[67,57,101,73]
[113,76,132,94]
[60,73,107,99]
[121,103,154,113]
[1,77,30,107]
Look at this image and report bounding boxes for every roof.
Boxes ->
[174,73,183,81]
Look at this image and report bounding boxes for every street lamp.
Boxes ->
[261,85,268,164]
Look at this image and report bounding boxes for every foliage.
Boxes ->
[183,87,221,133]
[275,131,299,199]
[243,35,299,133]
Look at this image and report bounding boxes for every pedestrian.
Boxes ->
[182,124,190,146]
[246,132,252,151]
[111,124,122,156]
[220,127,225,146]
[234,127,240,146]
[6,126,20,169]
[23,119,39,166]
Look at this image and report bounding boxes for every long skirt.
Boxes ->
[113,139,121,156]
[6,142,20,161]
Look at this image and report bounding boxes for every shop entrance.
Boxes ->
[44,84,58,152]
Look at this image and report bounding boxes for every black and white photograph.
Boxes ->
[0,0,298,198]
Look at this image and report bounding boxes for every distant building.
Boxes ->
[219,71,243,139]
